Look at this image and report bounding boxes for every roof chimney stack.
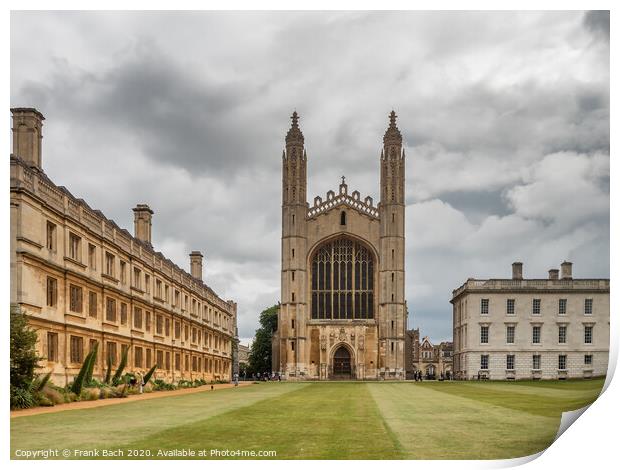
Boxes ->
[132,204,154,247]
[11,108,44,169]
[548,269,559,280]
[561,261,573,280]
[512,262,523,280]
[190,251,204,281]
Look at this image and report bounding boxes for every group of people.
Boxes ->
[252,372,281,381]
[412,370,453,382]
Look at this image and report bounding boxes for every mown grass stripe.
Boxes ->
[368,382,562,459]
[11,383,306,456]
[111,382,402,460]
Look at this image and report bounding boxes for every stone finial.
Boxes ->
[383,109,402,145]
[339,176,348,195]
[285,110,304,145]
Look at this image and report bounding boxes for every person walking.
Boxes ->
[136,372,144,394]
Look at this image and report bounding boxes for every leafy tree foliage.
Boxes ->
[248,304,278,375]
[10,305,42,408]
[10,306,41,390]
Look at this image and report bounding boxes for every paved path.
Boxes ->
[11,382,253,418]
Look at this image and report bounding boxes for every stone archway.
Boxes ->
[330,343,355,379]
[333,345,351,376]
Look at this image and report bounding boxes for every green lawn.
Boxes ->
[11,378,604,460]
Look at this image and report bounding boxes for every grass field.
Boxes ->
[11,378,604,460]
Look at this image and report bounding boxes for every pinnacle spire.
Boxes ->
[286,110,304,145]
[383,109,402,145]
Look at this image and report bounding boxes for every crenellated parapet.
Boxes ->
[307,178,378,219]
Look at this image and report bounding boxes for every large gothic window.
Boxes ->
[311,238,374,320]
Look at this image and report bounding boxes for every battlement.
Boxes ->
[307,182,378,219]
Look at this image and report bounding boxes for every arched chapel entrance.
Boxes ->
[332,345,352,378]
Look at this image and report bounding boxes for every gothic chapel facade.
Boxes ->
[273,111,407,380]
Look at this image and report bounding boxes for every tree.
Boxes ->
[10,305,42,408]
[248,304,278,375]
[10,305,41,391]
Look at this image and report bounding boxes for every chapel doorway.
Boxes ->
[333,346,352,378]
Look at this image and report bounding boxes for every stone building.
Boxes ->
[238,344,250,367]
[451,261,609,380]
[10,108,237,386]
[405,328,453,379]
[272,111,407,380]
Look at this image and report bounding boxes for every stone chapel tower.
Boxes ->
[378,111,407,373]
[274,111,406,380]
[280,112,308,376]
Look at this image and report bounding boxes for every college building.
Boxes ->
[10,107,237,386]
[272,111,407,380]
[405,328,453,379]
[451,261,609,380]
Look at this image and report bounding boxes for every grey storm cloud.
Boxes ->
[10,10,609,343]
[583,10,610,40]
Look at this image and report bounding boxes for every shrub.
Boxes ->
[111,348,129,386]
[99,386,117,399]
[143,364,158,385]
[84,342,98,384]
[10,385,36,409]
[80,388,100,401]
[114,383,129,398]
[41,385,65,405]
[33,372,52,392]
[177,379,193,389]
[152,379,176,391]
[104,352,113,384]
[37,396,54,407]
[71,349,97,395]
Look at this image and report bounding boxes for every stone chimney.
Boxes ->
[132,204,154,246]
[190,251,204,281]
[512,262,523,280]
[548,269,559,280]
[11,108,45,169]
[561,261,573,280]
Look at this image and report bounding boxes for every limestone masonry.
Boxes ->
[10,107,237,385]
[451,261,609,380]
[273,111,407,380]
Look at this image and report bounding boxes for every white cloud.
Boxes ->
[506,151,609,223]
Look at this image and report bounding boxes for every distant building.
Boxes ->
[405,328,453,379]
[238,343,250,366]
[451,261,609,380]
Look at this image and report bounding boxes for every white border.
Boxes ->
[2,2,616,469]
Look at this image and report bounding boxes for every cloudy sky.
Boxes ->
[10,11,609,344]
